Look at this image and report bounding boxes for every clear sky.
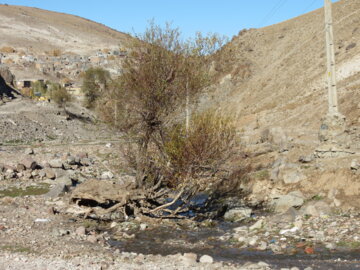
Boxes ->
[1,0,340,39]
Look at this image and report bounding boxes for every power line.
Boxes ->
[258,0,288,27]
[301,0,319,15]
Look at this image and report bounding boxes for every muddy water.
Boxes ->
[109,222,360,269]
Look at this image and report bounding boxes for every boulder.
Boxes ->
[0,65,15,86]
[0,66,19,99]
[300,201,332,217]
[281,168,307,184]
[45,183,68,198]
[66,156,77,165]
[55,176,73,187]
[272,191,304,213]
[20,158,38,170]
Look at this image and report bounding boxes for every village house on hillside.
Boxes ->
[0,48,127,81]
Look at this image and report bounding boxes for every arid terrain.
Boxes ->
[0,0,360,269]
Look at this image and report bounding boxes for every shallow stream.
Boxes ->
[109,221,360,269]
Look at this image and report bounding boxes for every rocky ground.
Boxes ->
[0,142,359,270]
[1,99,360,270]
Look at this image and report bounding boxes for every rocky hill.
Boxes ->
[0,4,131,54]
[0,4,133,82]
[200,0,360,210]
[207,0,360,136]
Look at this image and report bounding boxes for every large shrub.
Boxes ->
[163,110,236,187]
[98,22,228,189]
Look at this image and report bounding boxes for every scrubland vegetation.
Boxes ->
[81,22,234,195]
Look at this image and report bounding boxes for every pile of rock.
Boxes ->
[0,149,102,198]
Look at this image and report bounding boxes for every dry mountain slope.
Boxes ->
[0,4,132,54]
[208,0,360,141]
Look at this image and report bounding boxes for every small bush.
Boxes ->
[32,81,47,96]
[49,83,72,107]
[46,49,62,57]
[81,67,111,108]
[163,110,237,187]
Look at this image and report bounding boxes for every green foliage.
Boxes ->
[97,22,230,188]
[49,83,72,107]
[81,67,111,108]
[255,169,270,180]
[32,80,47,96]
[163,110,236,187]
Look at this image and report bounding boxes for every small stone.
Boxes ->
[44,168,56,179]
[299,155,314,163]
[58,229,69,236]
[16,163,26,172]
[304,267,313,270]
[75,226,86,236]
[351,159,359,170]
[182,253,197,265]
[257,241,267,251]
[248,236,258,246]
[106,143,112,148]
[49,159,63,169]
[87,235,98,243]
[24,148,34,155]
[77,152,88,159]
[326,243,336,250]
[224,207,252,222]
[249,219,264,231]
[80,158,92,166]
[38,170,46,178]
[290,267,300,270]
[333,198,341,207]
[199,255,213,264]
[101,171,114,179]
[110,222,117,228]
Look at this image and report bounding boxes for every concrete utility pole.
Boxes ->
[317,0,347,146]
[324,0,339,115]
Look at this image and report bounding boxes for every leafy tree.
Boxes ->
[81,67,111,108]
[98,22,229,188]
[49,83,72,107]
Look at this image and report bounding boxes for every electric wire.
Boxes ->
[258,0,288,27]
[301,0,320,15]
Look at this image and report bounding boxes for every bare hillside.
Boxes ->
[0,4,132,54]
[207,0,360,138]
